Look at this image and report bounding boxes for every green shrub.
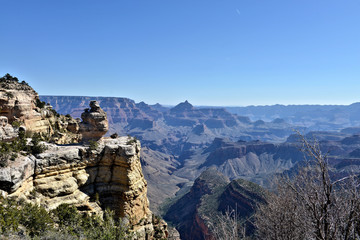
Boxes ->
[0,73,18,82]
[51,204,81,235]
[11,120,21,128]
[29,133,47,155]
[20,203,53,237]
[35,99,46,109]
[0,157,8,167]
[0,198,134,239]
[81,209,133,240]
[126,136,138,145]
[0,198,21,233]
[88,140,99,151]
[0,131,48,159]
[21,80,29,86]
[50,109,60,117]
[36,230,76,240]
[110,133,118,139]
[5,91,14,99]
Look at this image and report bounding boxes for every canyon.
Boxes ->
[41,95,360,213]
[2,73,360,239]
[40,94,360,239]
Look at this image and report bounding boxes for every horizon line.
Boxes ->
[39,95,358,108]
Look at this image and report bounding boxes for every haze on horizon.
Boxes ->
[1,0,360,107]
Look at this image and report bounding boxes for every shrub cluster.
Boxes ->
[35,99,46,109]
[0,132,47,167]
[0,198,133,239]
[88,140,99,151]
[126,135,138,145]
[0,73,31,90]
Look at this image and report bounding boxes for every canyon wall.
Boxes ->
[0,75,168,239]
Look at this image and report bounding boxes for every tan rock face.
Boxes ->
[0,75,167,238]
[1,137,153,228]
[79,101,109,141]
[83,137,150,223]
[0,77,84,144]
[0,86,48,133]
[0,116,17,141]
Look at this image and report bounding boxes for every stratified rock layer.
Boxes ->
[0,80,50,133]
[0,75,83,144]
[165,168,267,240]
[79,100,109,141]
[0,136,165,239]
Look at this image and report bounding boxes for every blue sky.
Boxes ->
[1,0,360,106]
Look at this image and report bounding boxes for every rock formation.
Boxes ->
[165,168,229,240]
[0,116,17,141]
[0,76,50,133]
[0,74,168,239]
[79,100,109,141]
[0,74,82,144]
[165,168,266,240]
[0,136,167,239]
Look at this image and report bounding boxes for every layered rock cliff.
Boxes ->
[164,168,230,240]
[0,74,168,239]
[0,74,83,144]
[0,74,112,145]
[0,74,51,134]
[0,136,167,238]
[165,168,267,240]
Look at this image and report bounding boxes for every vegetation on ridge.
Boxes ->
[0,132,47,167]
[0,73,31,90]
[0,198,133,239]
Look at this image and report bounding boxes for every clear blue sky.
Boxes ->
[1,0,360,106]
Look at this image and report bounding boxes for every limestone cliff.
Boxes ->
[0,136,167,238]
[0,74,82,144]
[0,74,113,145]
[0,74,168,239]
[0,74,50,133]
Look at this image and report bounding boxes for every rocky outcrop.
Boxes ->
[0,116,17,141]
[0,136,167,239]
[218,179,267,218]
[0,74,83,144]
[0,74,168,238]
[0,154,35,193]
[0,76,110,144]
[165,168,229,240]
[79,100,109,141]
[0,76,50,134]
[165,168,267,240]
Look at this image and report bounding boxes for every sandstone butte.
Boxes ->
[0,75,169,239]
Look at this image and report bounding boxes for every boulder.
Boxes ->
[79,101,108,141]
[0,155,35,193]
[0,116,17,141]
